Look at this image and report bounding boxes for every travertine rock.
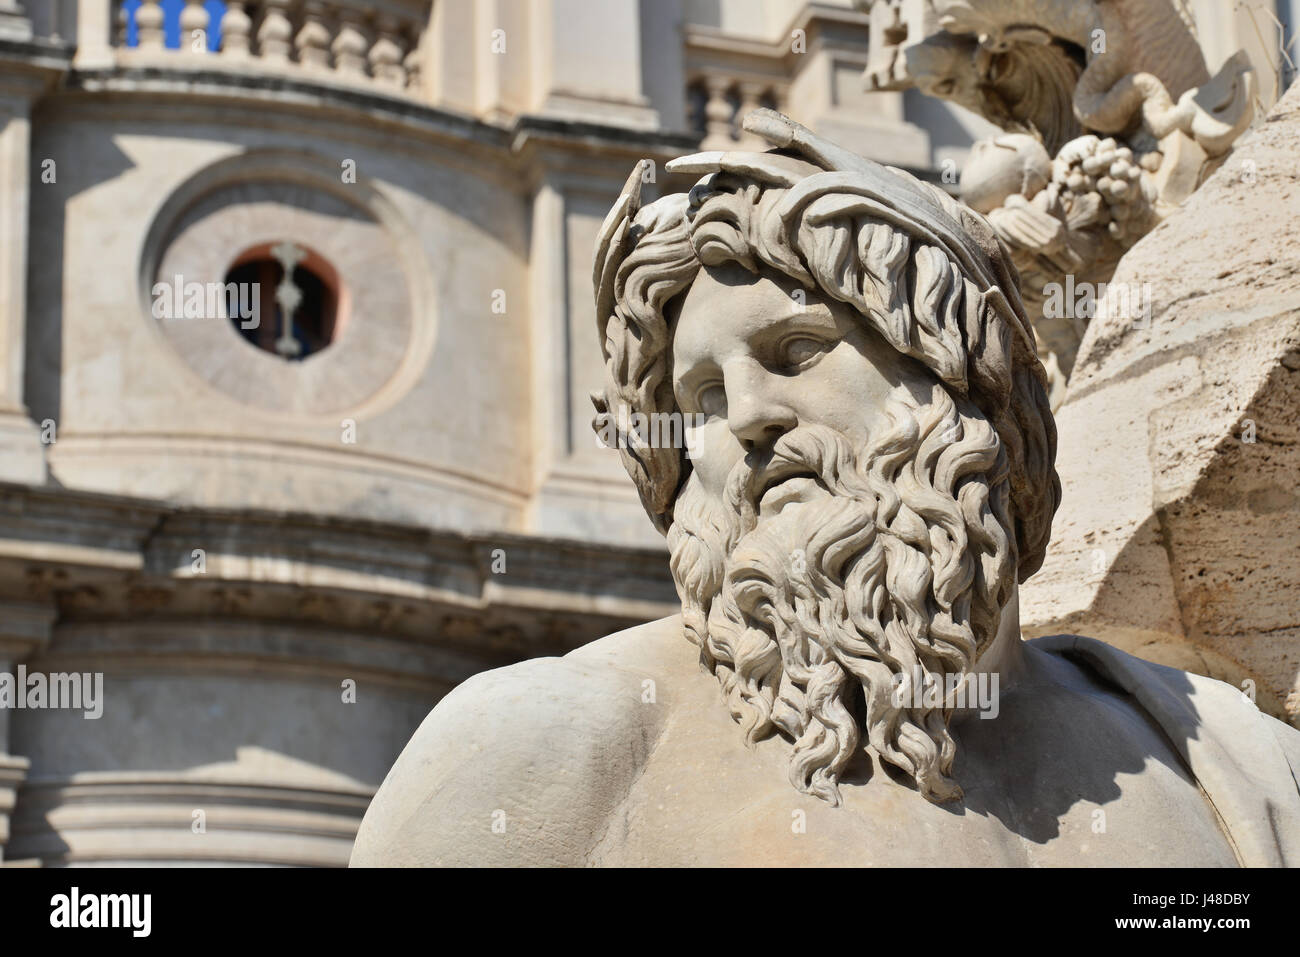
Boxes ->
[1022,81,1300,728]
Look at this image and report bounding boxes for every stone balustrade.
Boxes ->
[111,0,428,96]
[681,23,792,151]
[686,74,785,150]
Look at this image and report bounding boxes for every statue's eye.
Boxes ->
[697,384,727,418]
[781,336,826,367]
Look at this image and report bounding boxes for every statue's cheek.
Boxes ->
[684,419,743,495]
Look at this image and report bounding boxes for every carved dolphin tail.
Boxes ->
[1083,50,1255,157]
[1070,0,1251,155]
[1071,0,1208,132]
[1167,50,1256,157]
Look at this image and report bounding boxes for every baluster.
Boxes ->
[368,14,407,87]
[114,0,129,46]
[222,1,252,57]
[135,0,165,50]
[271,241,306,360]
[295,0,332,70]
[257,0,295,63]
[331,8,371,77]
[179,0,209,53]
[737,82,767,147]
[404,41,422,94]
[701,77,736,150]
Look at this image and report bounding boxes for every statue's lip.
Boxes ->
[754,466,821,509]
[759,475,824,516]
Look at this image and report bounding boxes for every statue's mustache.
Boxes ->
[723,425,856,528]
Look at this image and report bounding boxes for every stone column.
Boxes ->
[0,75,49,484]
[74,0,115,69]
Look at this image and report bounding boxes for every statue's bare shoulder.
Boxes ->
[350,616,690,866]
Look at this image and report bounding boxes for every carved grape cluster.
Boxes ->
[1053,135,1159,246]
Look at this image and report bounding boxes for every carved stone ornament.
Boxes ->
[351,113,1300,868]
[862,0,1257,405]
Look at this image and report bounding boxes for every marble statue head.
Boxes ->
[960,133,1053,214]
[592,111,1059,806]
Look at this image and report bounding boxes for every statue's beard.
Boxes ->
[667,383,1015,806]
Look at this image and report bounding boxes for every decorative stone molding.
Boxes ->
[0,481,677,665]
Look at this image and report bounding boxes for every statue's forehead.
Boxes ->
[672,265,841,361]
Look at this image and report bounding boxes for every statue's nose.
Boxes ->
[724,362,797,452]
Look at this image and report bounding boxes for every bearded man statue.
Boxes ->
[352,112,1300,868]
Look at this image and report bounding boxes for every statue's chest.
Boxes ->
[590,702,1239,867]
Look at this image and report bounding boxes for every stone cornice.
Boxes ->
[67,63,510,146]
[46,64,698,172]
[0,36,73,70]
[0,481,677,682]
[0,35,71,100]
